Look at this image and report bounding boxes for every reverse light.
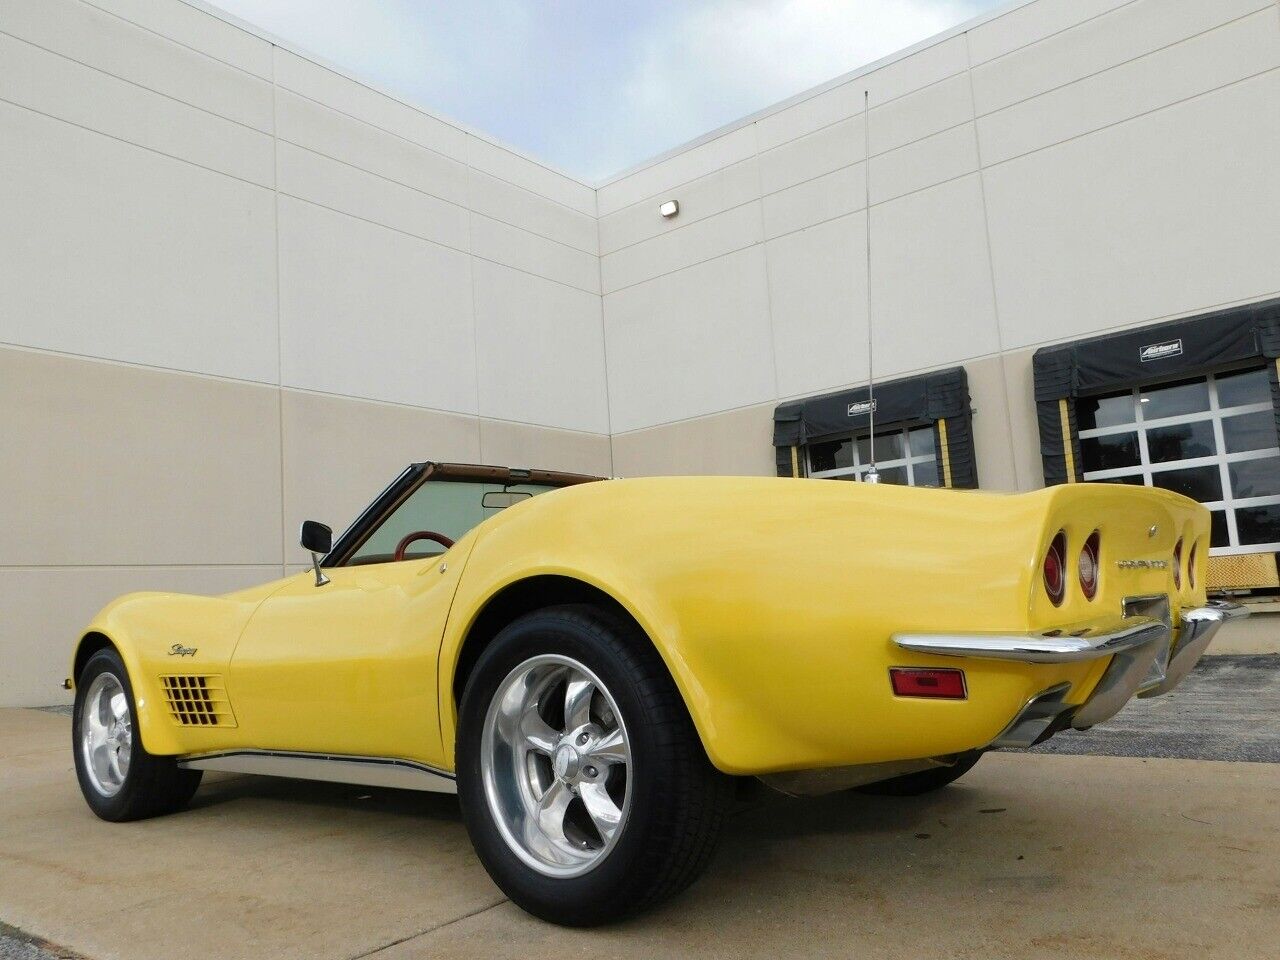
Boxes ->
[890,668,967,699]
[1044,531,1067,606]
[1173,538,1184,590]
[1079,531,1100,601]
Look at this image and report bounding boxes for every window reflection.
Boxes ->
[1140,378,1209,420]
[1146,421,1214,463]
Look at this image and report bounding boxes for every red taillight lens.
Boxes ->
[890,668,967,699]
[1044,531,1067,606]
[1079,531,1100,600]
[1173,538,1184,590]
[1189,541,1198,589]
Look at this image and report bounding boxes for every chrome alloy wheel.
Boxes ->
[480,655,631,878]
[80,673,132,797]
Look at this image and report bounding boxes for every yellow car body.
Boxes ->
[71,464,1240,786]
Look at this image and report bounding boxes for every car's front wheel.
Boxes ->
[73,648,202,821]
[456,605,732,926]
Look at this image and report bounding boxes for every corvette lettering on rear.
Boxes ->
[1115,559,1169,570]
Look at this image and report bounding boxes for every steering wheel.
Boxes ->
[393,530,455,562]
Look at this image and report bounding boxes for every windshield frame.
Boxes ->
[322,462,603,567]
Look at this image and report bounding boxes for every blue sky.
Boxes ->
[210,0,1005,182]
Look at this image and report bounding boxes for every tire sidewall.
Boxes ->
[73,649,144,821]
[456,609,671,921]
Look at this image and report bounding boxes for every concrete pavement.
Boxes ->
[2,706,1279,960]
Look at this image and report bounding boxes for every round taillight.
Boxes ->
[1188,541,1197,590]
[1079,531,1100,600]
[1044,531,1067,606]
[1173,538,1183,590]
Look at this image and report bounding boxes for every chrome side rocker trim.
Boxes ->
[178,750,457,794]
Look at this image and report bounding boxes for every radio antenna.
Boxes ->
[862,89,880,484]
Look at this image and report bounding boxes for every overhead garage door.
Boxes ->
[773,366,977,489]
[1033,296,1280,588]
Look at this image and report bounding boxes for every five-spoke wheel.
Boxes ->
[72,647,202,821]
[79,672,133,797]
[481,655,631,876]
[456,604,732,926]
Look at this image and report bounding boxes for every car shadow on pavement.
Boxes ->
[187,770,464,824]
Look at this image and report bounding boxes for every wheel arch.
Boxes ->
[443,573,716,768]
[72,630,119,687]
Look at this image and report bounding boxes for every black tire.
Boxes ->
[456,604,733,926]
[853,750,983,796]
[72,648,202,822]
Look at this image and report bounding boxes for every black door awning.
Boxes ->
[773,367,976,487]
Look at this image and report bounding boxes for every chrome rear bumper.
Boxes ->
[893,600,1247,740]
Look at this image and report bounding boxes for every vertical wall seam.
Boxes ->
[963,29,1023,491]
[593,179,615,474]
[463,135,485,460]
[271,44,287,576]
[753,120,782,407]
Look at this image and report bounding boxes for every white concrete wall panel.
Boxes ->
[0,100,278,382]
[601,201,764,294]
[869,72,974,156]
[758,115,864,197]
[870,174,1000,378]
[761,163,865,241]
[470,214,600,295]
[754,35,969,153]
[472,260,609,433]
[467,136,596,217]
[597,124,758,216]
[985,69,1280,350]
[81,0,274,78]
[970,0,1272,115]
[765,214,868,400]
[0,31,274,188]
[273,48,468,160]
[599,158,761,256]
[468,167,598,256]
[277,196,478,412]
[275,89,471,208]
[1,0,274,133]
[977,9,1280,166]
[967,0,1132,67]
[869,122,979,205]
[276,141,470,252]
[603,246,776,432]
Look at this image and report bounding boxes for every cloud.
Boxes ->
[206,0,1000,180]
[603,0,983,176]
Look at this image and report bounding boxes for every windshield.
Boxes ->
[347,480,557,565]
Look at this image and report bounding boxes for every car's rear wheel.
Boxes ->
[854,750,983,796]
[456,604,732,926]
[73,648,202,821]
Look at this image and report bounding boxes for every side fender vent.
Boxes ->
[160,675,237,727]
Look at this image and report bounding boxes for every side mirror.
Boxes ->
[299,520,332,587]
[300,520,332,554]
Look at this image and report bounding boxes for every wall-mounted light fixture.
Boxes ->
[659,199,679,219]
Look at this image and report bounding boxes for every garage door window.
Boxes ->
[808,425,939,486]
[1076,367,1280,553]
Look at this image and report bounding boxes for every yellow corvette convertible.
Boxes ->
[70,462,1245,924]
